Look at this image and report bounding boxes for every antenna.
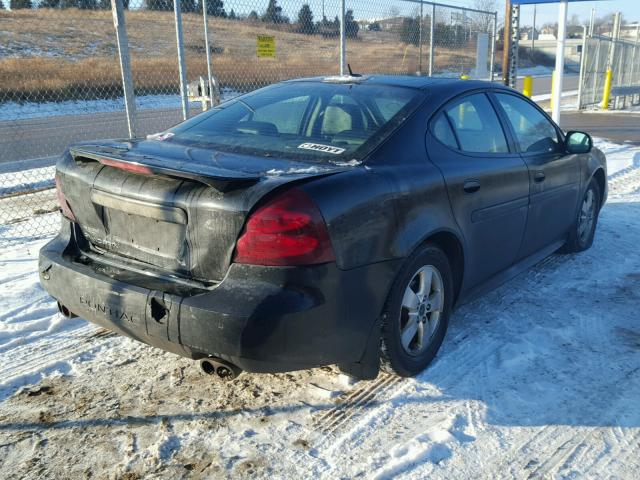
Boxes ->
[347,64,362,77]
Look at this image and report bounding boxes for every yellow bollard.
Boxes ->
[460,74,470,80]
[523,76,533,98]
[602,68,613,110]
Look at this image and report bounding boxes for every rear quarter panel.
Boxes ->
[301,103,463,272]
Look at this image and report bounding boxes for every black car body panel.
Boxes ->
[40,76,607,378]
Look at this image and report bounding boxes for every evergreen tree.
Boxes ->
[78,0,97,9]
[201,0,224,17]
[98,0,129,8]
[39,0,60,7]
[10,0,33,8]
[296,4,314,34]
[60,0,77,7]
[228,8,236,19]
[344,9,359,38]
[181,0,196,12]
[0,0,4,8]
[400,16,420,46]
[262,0,283,24]
[247,10,258,22]
[147,0,172,11]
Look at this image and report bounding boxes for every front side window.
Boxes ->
[165,82,424,162]
[495,93,562,154]
[444,94,509,154]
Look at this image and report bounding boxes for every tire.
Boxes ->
[380,244,454,377]
[561,178,601,254]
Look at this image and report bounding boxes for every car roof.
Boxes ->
[284,75,514,96]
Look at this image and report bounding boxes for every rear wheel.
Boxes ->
[380,245,453,377]
[561,178,601,253]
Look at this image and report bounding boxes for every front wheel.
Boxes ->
[380,245,454,377]
[561,178,601,253]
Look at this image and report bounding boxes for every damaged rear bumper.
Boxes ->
[38,220,398,376]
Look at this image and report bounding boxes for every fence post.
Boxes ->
[202,0,217,108]
[489,12,497,82]
[429,3,435,76]
[339,0,346,75]
[577,25,588,110]
[174,0,189,120]
[418,1,424,75]
[111,0,137,139]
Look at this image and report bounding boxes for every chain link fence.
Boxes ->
[0,0,496,246]
[579,30,640,110]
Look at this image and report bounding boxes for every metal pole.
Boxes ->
[111,0,137,138]
[489,12,497,82]
[606,12,621,109]
[508,4,520,88]
[418,1,424,75]
[532,4,536,54]
[202,0,215,108]
[174,0,189,120]
[551,0,568,125]
[339,0,346,75]
[577,25,588,110]
[588,7,595,36]
[429,3,435,76]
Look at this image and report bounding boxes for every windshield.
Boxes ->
[165,82,424,162]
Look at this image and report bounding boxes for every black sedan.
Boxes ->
[40,76,607,380]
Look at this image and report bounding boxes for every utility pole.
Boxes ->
[502,0,512,86]
[502,0,519,88]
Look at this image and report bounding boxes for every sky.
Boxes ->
[272,1,639,27]
[453,1,640,26]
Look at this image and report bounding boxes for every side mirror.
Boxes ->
[565,131,592,154]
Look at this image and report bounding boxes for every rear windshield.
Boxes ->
[165,82,424,162]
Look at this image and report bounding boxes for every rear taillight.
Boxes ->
[55,174,76,221]
[234,188,335,266]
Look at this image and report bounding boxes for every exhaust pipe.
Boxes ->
[57,301,77,318]
[200,357,242,381]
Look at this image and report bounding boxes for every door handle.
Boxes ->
[463,180,481,193]
[534,171,546,183]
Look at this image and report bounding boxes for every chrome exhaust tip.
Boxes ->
[200,357,242,381]
[57,301,77,318]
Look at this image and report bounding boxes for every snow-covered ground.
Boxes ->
[0,140,639,479]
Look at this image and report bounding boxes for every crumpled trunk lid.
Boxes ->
[57,139,349,284]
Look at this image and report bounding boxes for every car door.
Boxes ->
[491,92,581,259]
[426,92,530,289]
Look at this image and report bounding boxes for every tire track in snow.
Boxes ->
[306,164,640,477]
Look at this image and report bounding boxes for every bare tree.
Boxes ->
[473,0,498,33]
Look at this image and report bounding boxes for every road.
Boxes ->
[0,75,580,165]
[561,111,640,144]
[515,73,579,96]
[0,108,187,164]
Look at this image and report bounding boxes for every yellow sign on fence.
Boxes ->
[257,35,276,58]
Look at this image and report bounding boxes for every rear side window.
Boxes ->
[444,94,509,154]
[432,113,458,149]
[494,93,562,154]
